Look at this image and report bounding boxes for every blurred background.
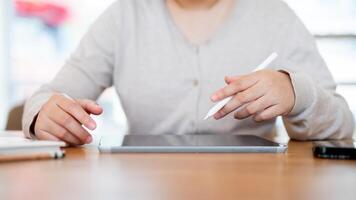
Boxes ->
[0,0,355,139]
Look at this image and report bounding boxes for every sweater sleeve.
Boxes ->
[22,2,119,138]
[274,3,354,140]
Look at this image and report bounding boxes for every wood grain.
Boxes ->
[0,142,355,200]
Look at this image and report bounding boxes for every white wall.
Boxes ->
[0,0,10,129]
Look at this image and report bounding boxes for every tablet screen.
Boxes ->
[122,134,280,147]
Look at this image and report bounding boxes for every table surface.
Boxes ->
[0,141,355,200]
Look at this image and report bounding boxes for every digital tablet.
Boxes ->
[98,134,287,153]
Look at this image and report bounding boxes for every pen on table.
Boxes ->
[203,52,278,120]
[0,150,65,162]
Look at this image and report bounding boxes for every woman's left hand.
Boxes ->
[211,69,296,121]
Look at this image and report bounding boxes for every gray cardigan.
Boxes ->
[22,0,354,140]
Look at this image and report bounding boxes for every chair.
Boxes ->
[5,104,24,130]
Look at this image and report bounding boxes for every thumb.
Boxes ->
[77,99,103,115]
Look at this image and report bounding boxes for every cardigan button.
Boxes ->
[193,79,199,87]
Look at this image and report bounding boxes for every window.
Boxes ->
[0,0,11,128]
[285,0,356,115]
[4,0,127,138]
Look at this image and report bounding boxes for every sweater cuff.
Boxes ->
[277,68,316,117]
[22,93,53,139]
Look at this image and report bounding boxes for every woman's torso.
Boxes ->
[112,0,291,137]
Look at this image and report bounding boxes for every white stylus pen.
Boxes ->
[203,52,278,120]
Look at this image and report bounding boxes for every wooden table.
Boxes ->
[0,141,355,200]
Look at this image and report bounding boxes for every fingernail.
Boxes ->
[211,95,218,101]
[87,121,96,130]
[86,135,92,144]
[214,113,221,119]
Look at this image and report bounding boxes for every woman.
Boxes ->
[22,0,354,145]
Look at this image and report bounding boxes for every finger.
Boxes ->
[77,99,103,115]
[211,75,258,102]
[36,130,77,145]
[57,95,97,130]
[234,95,273,120]
[49,105,92,144]
[214,83,266,119]
[253,105,282,122]
[36,129,61,141]
[40,114,83,145]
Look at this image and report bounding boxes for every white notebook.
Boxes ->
[0,131,66,162]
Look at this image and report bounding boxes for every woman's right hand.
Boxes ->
[34,94,103,145]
